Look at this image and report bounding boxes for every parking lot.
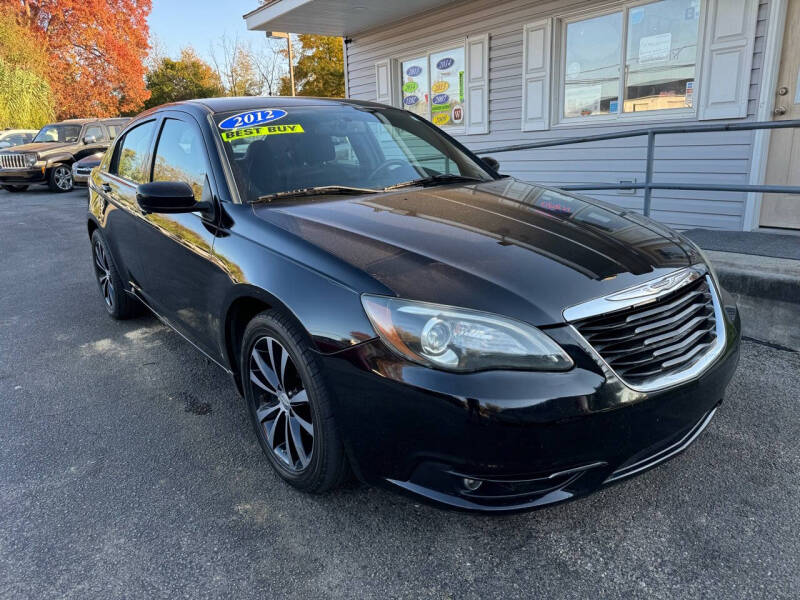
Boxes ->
[1,187,798,599]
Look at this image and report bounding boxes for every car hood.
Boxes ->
[251,179,698,325]
[75,155,102,167]
[1,141,72,155]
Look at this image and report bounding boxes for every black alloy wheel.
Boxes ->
[242,310,349,492]
[250,335,315,471]
[90,230,138,320]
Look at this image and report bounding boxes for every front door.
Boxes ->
[133,114,226,361]
[761,0,800,229]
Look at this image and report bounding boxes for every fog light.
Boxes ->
[463,478,482,491]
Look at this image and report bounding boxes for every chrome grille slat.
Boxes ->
[572,275,718,388]
[0,153,30,169]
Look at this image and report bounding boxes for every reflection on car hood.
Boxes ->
[252,179,697,325]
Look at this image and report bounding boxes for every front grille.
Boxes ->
[0,153,27,169]
[573,275,718,387]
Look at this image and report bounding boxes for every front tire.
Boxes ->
[91,230,138,320]
[2,185,28,192]
[241,310,350,493]
[48,164,73,192]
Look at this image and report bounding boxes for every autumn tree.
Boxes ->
[0,6,54,127]
[2,0,152,118]
[278,35,344,97]
[210,36,261,97]
[145,48,224,109]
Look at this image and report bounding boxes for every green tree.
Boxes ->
[0,8,54,128]
[278,35,344,97]
[145,48,224,109]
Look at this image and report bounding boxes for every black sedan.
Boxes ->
[87,98,740,512]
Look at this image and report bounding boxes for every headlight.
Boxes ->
[361,295,573,372]
[25,154,37,167]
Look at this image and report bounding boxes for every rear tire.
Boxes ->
[2,185,28,192]
[241,310,350,493]
[91,230,138,320]
[48,164,73,192]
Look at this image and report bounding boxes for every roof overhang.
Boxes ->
[244,0,459,36]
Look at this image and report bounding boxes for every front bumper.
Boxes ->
[72,167,92,186]
[319,304,741,512]
[0,166,46,185]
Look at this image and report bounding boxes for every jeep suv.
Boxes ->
[0,118,129,193]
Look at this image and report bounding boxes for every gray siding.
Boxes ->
[345,0,771,231]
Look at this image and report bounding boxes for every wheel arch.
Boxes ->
[222,286,314,397]
[45,154,76,169]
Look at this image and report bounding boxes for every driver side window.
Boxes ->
[152,118,209,201]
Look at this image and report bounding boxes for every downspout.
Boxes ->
[343,37,351,98]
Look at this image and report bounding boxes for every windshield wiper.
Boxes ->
[254,185,382,203]
[383,174,486,191]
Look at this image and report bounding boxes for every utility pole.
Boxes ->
[266,31,295,96]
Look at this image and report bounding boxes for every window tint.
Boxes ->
[113,121,156,183]
[152,118,208,200]
[84,125,105,142]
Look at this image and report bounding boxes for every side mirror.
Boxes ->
[482,156,500,172]
[136,181,211,215]
[83,135,97,145]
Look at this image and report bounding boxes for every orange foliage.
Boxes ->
[2,0,152,118]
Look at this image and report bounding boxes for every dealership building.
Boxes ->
[245,0,799,232]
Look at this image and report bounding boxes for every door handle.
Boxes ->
[774,106,787,116]
[101,183,112,193]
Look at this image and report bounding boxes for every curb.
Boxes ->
[707,251,800,352]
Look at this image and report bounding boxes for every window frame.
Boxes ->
[83,124,107,143]
[552,0,707,128]
[396,38,468,134]
[108,119,158,185]
[150,116,211,200]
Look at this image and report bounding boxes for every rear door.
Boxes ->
[132,112,226,359]
[96,119,159,287]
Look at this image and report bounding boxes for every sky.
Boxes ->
[148,0,267,63]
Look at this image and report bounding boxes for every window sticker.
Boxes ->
[218,109,288,130]
[638,33,672,64]
[221,124,304,142]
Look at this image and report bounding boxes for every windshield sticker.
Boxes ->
[221,124,305,142]
[218,109,287,130]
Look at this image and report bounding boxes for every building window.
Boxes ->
[400,44,466,129]
[560,0,701,121]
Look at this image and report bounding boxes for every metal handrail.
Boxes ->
[474,119,800,217]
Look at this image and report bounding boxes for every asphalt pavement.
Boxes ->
[1,187,799,599]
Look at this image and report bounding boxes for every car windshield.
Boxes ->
[214,104,493,203]
[33,124,82,143]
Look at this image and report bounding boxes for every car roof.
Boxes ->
[157,96,387,115]
[54,117,131,126]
